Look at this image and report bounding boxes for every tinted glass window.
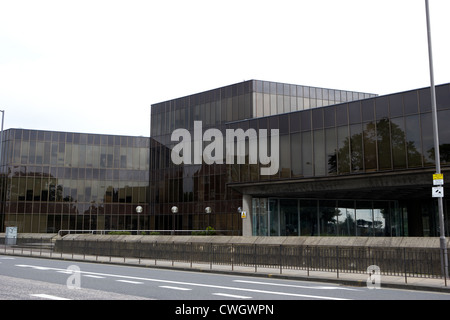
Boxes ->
[405,115,422,167]
[290,113,301,133]
[419,88,431,112]
[301,111,311,131]
[375,96,389,120]
[390,94,403,117]
[391,118,406,169]
[436,85,450,110]
[438,109,450,164]
[348,102,361,124]
[336,104,348,126]
[312,109,323,129]
[421,112,434,166]
[361,99,375,122]
[403,91,419,115]
[324,106,336,128]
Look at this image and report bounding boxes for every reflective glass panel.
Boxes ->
[348,102,361,124]
[373,201,388,236]
[337,126,350,174]
[350,124,363,172]
[291,133,302,177]
[363,122,377,171]
[319,200,337,236]
[269,199,279,236]
[377,119,392,170]
[391,118,407,169]
[299,200,317,236]
[390,94,403,117]
[403,91,419,115]
[436,84,450,110]
[405,115,422,167]
[302,132,313,177]
[313,130,325,176]
[325,128,337,175]
[356,201,373,236]
[375,96,389,120]
[336,104,348,126]
[362,99,375,122]
[337,201,355,236]
[438,109,450,165]
[280,199,299,236]
[418,89,432,112]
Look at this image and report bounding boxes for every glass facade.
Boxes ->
[151,80,450,237]
[252,198,402,237]
[0,129,150,233]
[3,80,448,237]
[149,80,377,234]
[228,84,450,182]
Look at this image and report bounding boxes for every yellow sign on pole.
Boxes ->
[433,173,444,185]
[241,211,247,219]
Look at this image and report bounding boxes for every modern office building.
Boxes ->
[150,80,450,237]
[2,80,449,237]
[0,129,150,233]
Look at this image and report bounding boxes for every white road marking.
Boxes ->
[116,280,143,284]
[30,294,70,300]
[159,285,192,291]
[15,264,350,300]
[57,270,73,274]
[212,293,252,299]
[16,264,51,270]
[233,279,362,291]
[83,275,105,279]
[33,266,51,270]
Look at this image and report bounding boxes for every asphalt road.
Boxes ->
[1,255,449,303]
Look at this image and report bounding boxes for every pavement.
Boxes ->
[1,245,449,294]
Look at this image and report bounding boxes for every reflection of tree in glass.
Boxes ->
[328,119,422,174]
[427,144,450,164]
[335,207,356,236]
[319,206,338,235]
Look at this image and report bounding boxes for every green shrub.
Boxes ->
[192,226,216,236]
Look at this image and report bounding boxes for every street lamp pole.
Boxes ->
[205,207,212,233]
[425,0,448,280]
[171,206,178,235]
[136,206,143,234]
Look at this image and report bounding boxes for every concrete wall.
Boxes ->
[3,233,449,249]
[53,234,450,248]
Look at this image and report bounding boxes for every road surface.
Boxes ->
[0,254,448,317]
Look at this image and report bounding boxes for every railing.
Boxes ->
[2,236,448,285]
[54,238,449,281]
[57,229,241,236]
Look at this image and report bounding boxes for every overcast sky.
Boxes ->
[1,0,449,137]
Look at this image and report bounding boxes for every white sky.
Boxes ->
[1,0,449,137]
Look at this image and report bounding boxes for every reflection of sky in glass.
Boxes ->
[373,209,385,228]
[356,208,373,236]
[357,209,372,224]
[252,199,395,236]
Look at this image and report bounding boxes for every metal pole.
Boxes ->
[0,110,4,233]
[425,0,448,281]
